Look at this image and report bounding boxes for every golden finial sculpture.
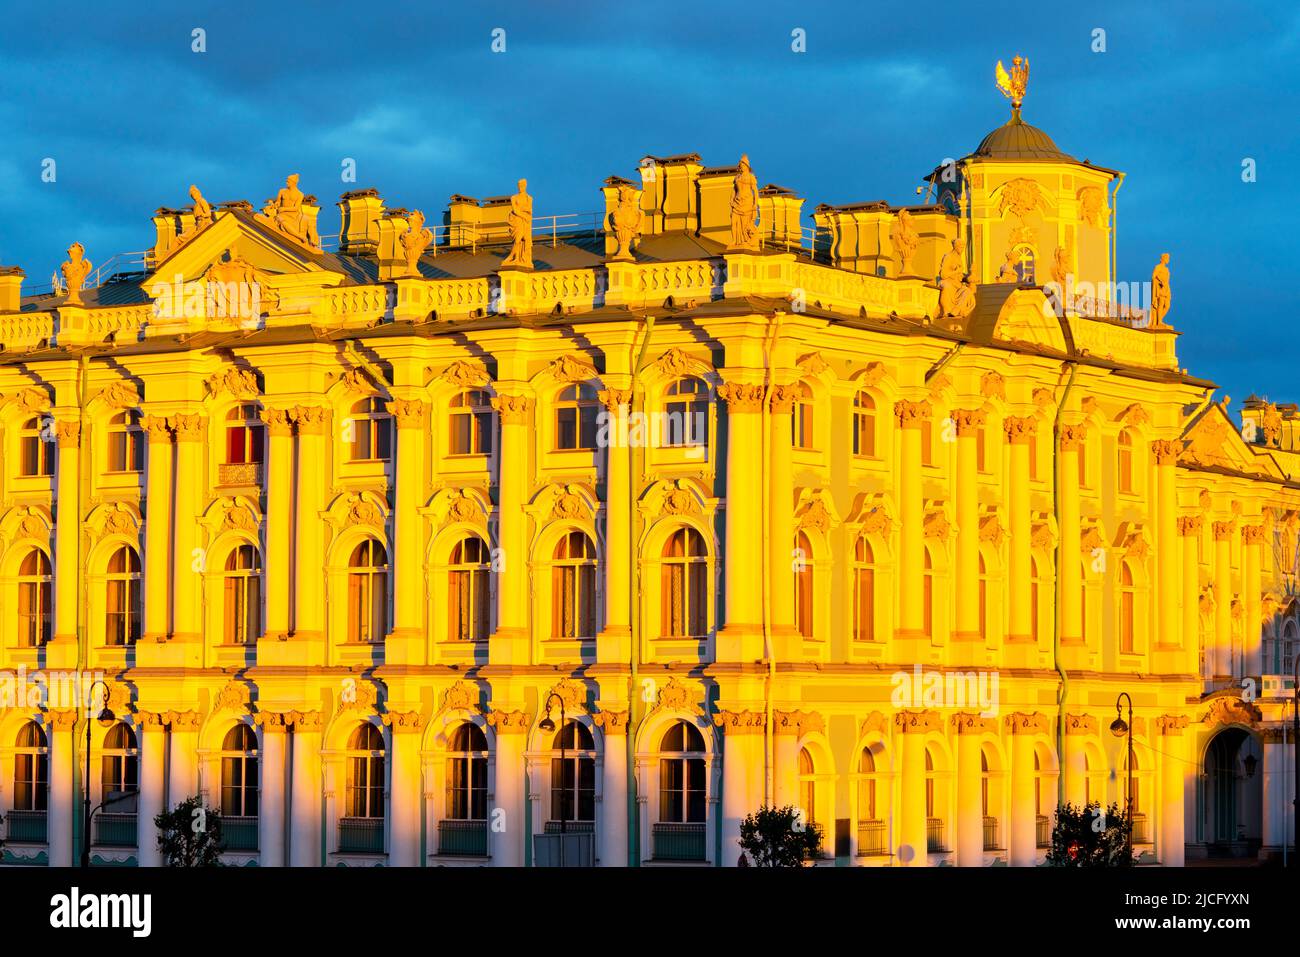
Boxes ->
[60,242,93,306]
[994,55,1030,112]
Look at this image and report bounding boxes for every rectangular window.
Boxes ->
[450,410,493,455]
[21,435,53,477]
[852,412,875,458]
[663,399,708,448]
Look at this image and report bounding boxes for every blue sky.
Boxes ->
[0,1,1294,408]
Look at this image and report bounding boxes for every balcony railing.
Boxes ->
[1035,815,1051,848]
[94,812,137,847]
[926,818,947,853]
[437,819,488,857]
[983,816,1000,851]
[217,462,263,487]
[856,819,887,856]
[338,816,384,854]
[221,816,258,852]
[6,809,47,843]
[1131,812,1149,845]
[652,822,706,862]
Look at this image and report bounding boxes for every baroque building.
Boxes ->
[0,75,1295,868]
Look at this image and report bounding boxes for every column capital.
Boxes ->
[894,709,941,733]
[490,393,533,425]
[773,709,825,737]
[288,711,322,731]
[1178,515,1203,536]
[55,419,80,448]
[1064,713,1098,735]
[1212,520,1235,541]
[290,405,329,435]
[1156,714,1189,736]
[382,710,426,732]
[893,399,932,429]
[256,712,292,732]
[390,398,427,429]
[1058,422,1085,450]
[597,388,631,413]
[1005,711,1049,734]
[48,709,79,731]
[259,406,294,437]
[1151,438,1182,465]
[768,384,801,414]
[592,710,629,734]
[1002,415,1038,445]
[713,710,766,734]
[143,415,173,443]
[718,381,765,413]
[170,412,205,442]
[951,407,986,437]
[485,710,531,734]
[1242,524,1266,546]
[951,712,996,734]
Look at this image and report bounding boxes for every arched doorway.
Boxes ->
[1202,727,1262,858]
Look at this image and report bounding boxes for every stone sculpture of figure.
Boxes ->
[501,179,533,269]
[937,238,976,319]
[1150,253,1171,327]
[729,154,760,250]
[267,174,320,247]
[190,185,213,231]
[996,247,1019,283]
[610,184,642,261]
[890,208,919,274]
[1262,402,1283,448]
[1051,244,1070,286]
[61,242,93,306]
[400,209,433,277]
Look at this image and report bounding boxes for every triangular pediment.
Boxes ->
[145,210,342,296]
[1181,403,1284,479]
[988,288,1068,352]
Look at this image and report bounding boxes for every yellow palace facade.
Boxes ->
[0,78,1296,868]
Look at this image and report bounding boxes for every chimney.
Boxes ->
[338,188,385,255]
[0,266,24,312]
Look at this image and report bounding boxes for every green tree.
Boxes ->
[738,805,824,867]
[155,796,224,867]
[1044,802,1133,867]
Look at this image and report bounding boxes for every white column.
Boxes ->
[387,715,422,866]
[1008,713,1041,866]
[896,712,932,866]
[1062,718,1089,808]
[168,718,199,806]
[1158,717,1187,866]
[598,712,628,867]
[954,715,985,866]
[289,715,322,866]
[719,718,764,866]
[490,716,527,866]
[48,711,76,866]
[137,716,167,866]
[258,718,287,866]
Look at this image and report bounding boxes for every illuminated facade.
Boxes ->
[0,78,1296,868]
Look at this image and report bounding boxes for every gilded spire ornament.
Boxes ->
[994,55,1030,113]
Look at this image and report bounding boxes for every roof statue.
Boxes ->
[609,184,642,262]
[938,238,976,320]
[890,208,919,275]
[60,242,92,306]
[190,185,213,231]
[996,246,1019,283]
[1150,253,1171,327]
[261,173,320,248]
[501,178,533,269]
[995,55,1030,112]
[399,209,433,278]
[729,154,760,251]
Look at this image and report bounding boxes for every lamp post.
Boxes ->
[1110,692,1134,859]
[538,693,567,836]
[81,679,115,867]
[1293,653,1299,866]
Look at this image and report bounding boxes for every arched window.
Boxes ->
[105,546,141,646]
[922,547,934,637]
[550,721,595,825]
[858,748,878,822]
[1030,556,1043,642]
[794,531,814,638]
[1117,430,1134,494]
[980,749,991,817]
[446,724,488,821]
[106,411,144,473]
[449,389,493,456]
[448,537,491,642]
[224,403,264,465]
[1012,245,1035,284]
[1283,620,1297,677]
[791,382,814,450]
[853,538,876,642]
[552,531,597,639]
[662,527,707,638]
[18,549,52,647]
[220,725,259,818]
[555,384,599,451]
[19,416,53,477]
[1119,562,1136,654]
[347,540,388,643]
[101,723,139,801]
[798,747,817,829]
[662,377,709,449]
[978,553,989,640]
[223,545,262,644]
[345,723,385,819]
[852,391,876,458]
[14,721,48,812]
[659,722,705,824]
[924,747,936,818]
[348,398,392,462]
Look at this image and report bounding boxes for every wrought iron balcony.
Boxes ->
[652,822,706,862]
[983,816,1001,851]
[338,816,384,854]
[1036,814,1051,848]
[856,819,888,856]
[926,817,947,853]
[94,812,137,848]
[437,819,488,857]
[1131,812,1150,845]
[6,809,47,843]
[221,815,258,852]
[217,462,263,487]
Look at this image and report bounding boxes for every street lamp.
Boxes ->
[1110,691,1134,858]
[81,679,116,867]
[538,692,567,836]
[1293,652,1299,867]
